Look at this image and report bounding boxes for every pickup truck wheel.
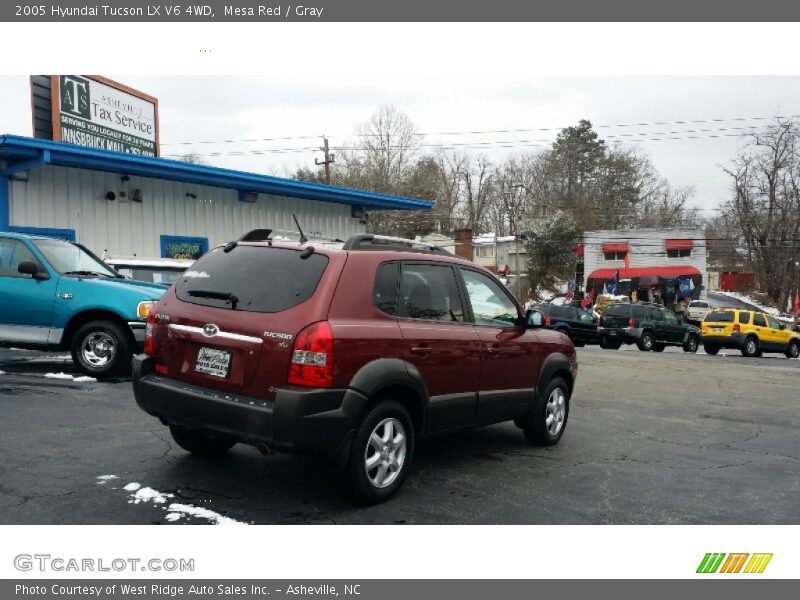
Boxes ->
[636,331,655,351]
[786,340,800,359]
[683,335,699,353]
[169,424,236,457]
[70,320,133,378]
[521,376,569,446]
[741,336,759,357]
[345,400,414,505]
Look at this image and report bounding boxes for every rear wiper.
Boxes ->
[187,289,239,310]
[63,270,115,278]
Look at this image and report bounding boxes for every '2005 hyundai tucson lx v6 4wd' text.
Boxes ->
[132,231,578,504]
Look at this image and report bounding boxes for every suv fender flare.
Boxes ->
[348,358,429,433]
[535,352,574,405]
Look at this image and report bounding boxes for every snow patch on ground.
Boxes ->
[166,503,247,526]
[117,481,247,525]
[44,372,97,382]
[129,487,173,504]
[96,475,118,484]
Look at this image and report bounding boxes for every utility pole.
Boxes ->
[315,136,335,184]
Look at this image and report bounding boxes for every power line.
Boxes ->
[164,125,770,159]
[160,114,800,147]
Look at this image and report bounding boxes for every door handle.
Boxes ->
[486,344,501,355]
[410,346,431,355]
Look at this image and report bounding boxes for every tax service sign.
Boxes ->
[53,75,159,156]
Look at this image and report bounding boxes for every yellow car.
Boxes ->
[701,309,800,358]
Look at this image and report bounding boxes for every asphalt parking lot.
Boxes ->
[1,345,798,525]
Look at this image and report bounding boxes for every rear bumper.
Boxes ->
[700,332,746,348]
[132,355,368,456]
[598,326,641,343]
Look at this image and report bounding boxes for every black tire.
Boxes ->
[741,336,759,357]
[683,335,699,353]
[520,376,570,447]
[652,343,666,352]
[704,345,720,355]
[169,424,236,457]
[636,331,655,351]
[345,400,415,505]
[785,340,800,359]
[70,319,134,378]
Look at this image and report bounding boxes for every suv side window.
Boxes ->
[399,263,464,322]
[753,314,767,327]
[460,268,519,327]
[373,262,399,316]
[578,311,594,323]
[765,315,781,329]
[663,311,680,325]
[0,238,38,278]
[649,307,663,320]
[632,305,648,319]
[738,312,751,324]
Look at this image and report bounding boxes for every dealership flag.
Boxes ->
[677,278,695,300]
[565,281,575,301]
[795,290,800,316]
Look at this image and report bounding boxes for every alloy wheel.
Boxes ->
[81,332,117,367]
[545,387,567,436]
[364,417,407,489]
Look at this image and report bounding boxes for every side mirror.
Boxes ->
[18,260,49,280]
[526,309,543,328]
[780,324,786,330]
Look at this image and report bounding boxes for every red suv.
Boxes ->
[132,232,578,504]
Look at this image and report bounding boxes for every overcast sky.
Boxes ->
[2,74,799,218]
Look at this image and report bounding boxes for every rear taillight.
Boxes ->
[629,317,635,328]
[143,306,155,355]
[733,323,740,332]
[544,316,552,326]
[288,321,334,388]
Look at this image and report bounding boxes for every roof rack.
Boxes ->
[343,234,455,256]
[237,228,345,244]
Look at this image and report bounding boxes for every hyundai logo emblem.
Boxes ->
[202,324,220,337]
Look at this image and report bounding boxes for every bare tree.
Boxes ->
[722,118,800,304]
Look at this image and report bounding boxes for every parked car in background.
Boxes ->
[133,233,578,504]
[0,232,165,378]
[104,256,194,286]
[684,300,711,323]
[597,301,700,352]
[701,309,800,358]
[531,303,599,346]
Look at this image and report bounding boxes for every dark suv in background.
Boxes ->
[598,301,700,352]
[132,232,578,504]
[531,303,599,346]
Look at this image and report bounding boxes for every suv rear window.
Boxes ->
[175,246,328,313]
[604,304,629,317]
[705,310,734,322]
[553,306,576,319]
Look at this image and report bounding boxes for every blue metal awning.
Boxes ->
[0,135,433,211]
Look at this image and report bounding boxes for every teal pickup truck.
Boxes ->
[0,232,165,378]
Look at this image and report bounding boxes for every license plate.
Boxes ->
[195,347,232,378]
[609,331,617,336]
[712,327,722,332]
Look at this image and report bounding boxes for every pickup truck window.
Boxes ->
[32,238,119,277]
[0,238,38,278]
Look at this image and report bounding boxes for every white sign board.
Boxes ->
[54,75,159,156]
